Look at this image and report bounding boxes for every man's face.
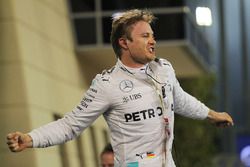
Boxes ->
[126,21,156,65]
[101,152,114,167]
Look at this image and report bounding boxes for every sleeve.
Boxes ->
[28,74,111,148]
[171,71,209,120]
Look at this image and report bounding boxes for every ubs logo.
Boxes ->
[119,80,133,92]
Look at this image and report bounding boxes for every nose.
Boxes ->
[149,36,156,45]
[152,38,156,44]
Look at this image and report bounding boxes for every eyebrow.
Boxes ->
[140,32,154,36]
[140,32,154,37]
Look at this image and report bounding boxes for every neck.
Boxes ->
[120,55,145,68]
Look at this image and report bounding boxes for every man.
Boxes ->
[101,143,114,167]
[7,9,233,167]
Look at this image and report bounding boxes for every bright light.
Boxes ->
[240,145,250,166]
[195,7,212,26]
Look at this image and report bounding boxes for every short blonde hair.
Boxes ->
[110,9,156,59]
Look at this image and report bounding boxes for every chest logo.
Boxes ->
[119,80,133,92]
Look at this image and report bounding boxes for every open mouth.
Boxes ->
[148,47,155,53]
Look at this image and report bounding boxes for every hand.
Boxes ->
[6,132,33,152]
[207,109,234,127]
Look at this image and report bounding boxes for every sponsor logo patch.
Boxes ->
[136,152,156,159]
[124,107,162,122]
[122,93,142,103]
[126,161,138,167]
[119,80,133,92]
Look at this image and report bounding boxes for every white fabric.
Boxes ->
[29,58,209,167]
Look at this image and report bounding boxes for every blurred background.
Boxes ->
[0,0,249,166]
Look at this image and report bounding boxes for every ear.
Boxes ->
[118,38,129,50]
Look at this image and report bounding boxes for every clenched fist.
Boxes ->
[6,132,33,152]
[207,109,234,127]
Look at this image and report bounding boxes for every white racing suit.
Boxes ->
[29,58,209,167]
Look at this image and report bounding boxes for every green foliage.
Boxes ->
[173,74,220,167]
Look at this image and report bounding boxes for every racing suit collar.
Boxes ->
[117,59,149,75]
[116,59,159,82]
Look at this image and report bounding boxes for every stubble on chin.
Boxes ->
[147,54,156,62]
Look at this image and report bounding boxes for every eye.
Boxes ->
[142,33,149,38]
[141,33,155,40]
